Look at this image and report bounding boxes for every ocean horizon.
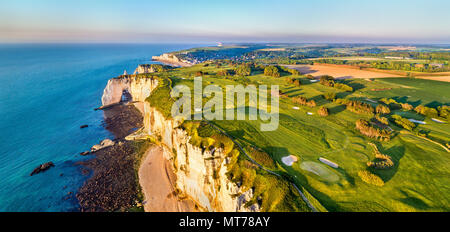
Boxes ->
[0,43,203,212]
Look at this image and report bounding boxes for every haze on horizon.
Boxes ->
[1,0,450,44]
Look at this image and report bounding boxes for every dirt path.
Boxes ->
[138,146,196,212]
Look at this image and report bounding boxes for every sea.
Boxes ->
[0,43,202,211]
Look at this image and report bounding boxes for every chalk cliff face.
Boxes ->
[134,64,157,74]
[101,76,158,107]
[101,75,258,212]
[151,53,192,67]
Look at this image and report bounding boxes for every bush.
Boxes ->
[334,83,353,92]
[401,103,414,111]
[292,96,316,107]
[375,115,389,125]
[247,146,276,170]
[318,107,330,117]
[323,92,336,101]
[376,104,391,114]
[391,115,416,131]
[358,170,385,186]
[217,69,232,77]
[438,105,450,122]
[287,77,301,86]
[319,75,335,87]
[367,143,394,169]
[355,119,391,141]
[306,100,317,108]
[379,98,402,110]
[345,100,375,115]
[414,105,439,118]
[292,96,307,105]
[212,134,235,155]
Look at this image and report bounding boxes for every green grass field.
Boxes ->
[147,63,450,212]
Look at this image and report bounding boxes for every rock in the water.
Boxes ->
[30,162,55,176]
[80,125,88,129]
[90,139,115,152]
[80,151,90,156]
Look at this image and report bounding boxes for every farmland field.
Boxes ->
[286,64,405,79]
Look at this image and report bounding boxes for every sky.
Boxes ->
[1,0,450,44]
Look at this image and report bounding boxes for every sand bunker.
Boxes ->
[408,119,426,125]
[281,155,298,166]
[432,118,446,123]
[293,107,300,110]
[319,157,339,168]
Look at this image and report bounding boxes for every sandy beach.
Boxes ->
[138,146,196,212]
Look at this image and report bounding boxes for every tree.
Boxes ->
[323,92,336,101]
[264,66,281,77]
[358,170,385,186]
[235,64,252,76]
[318,107,330,116]
[376,104,391,114]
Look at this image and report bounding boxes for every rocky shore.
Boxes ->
[76,103,147,212]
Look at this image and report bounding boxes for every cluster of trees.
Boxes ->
[217,69,233,77]
[391,115,416,131]
[264,65,281,77]
[318,107,330,117]
[358,170,385,187]
[379,98,413,111]
[235,64,252,76]
[319,76,353,92]
[315,58,449,72]
[376,104,391,114]
[319,75,335,87]
[279,66,300,76]
[376,51,450,62]
[287,77,301,86]
[335,98,375,115]
[355,119,391,141]
[292,96,316,107]
[367,143,394,169]
[414,105,449,122]
[414,105,439,118]
[375,115,389,125]
[438,106,450,121]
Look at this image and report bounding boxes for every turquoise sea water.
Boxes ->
[0,44,201,211]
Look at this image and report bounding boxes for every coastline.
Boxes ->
[151,53,193,67]
[76,103,147,212]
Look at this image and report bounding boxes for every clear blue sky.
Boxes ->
[1,0,449,43]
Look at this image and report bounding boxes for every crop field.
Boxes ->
[149,63,450,212]
[285,64,405,79]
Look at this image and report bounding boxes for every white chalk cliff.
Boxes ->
[101,75,258,212]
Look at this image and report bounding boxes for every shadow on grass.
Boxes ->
[342,80,366,91]
[398,190,431,210]
[372,143,405,183]
[329,105,346,115]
